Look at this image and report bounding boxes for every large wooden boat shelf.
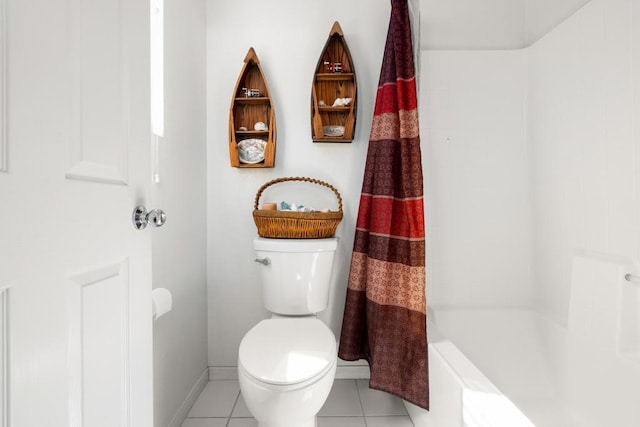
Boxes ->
[311,22,357,143]
[229,48,276,168]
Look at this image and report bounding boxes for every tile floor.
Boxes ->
[181,379,414,427]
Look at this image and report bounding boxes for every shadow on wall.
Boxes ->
[322,221,357,337]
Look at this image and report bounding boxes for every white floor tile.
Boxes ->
[231,393,252,418]
[365,416,414,427]
[187,380,240,418]
[318,379,364,417]
[227,418,259,427]
[357,380,408,416]
[180,418,228,427]
[317,416,367,427]
[182,380,416,427]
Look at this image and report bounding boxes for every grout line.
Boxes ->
[179,416,236,427]
[354,378,368,424]
[228,389,242,418]
[323,417,373,420]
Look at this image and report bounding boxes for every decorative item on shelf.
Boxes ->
[323,125,345,137]
[252,177,343,239]
[237,139,266,164]
[242,88,261,98]
[254,121,268,131]
[324,61,343,73]
[311,21,357,143]
[229,47,276,168]
[332,98,351,107]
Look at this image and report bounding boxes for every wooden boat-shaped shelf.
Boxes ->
[311,22,357,143]
[229,47,276,168]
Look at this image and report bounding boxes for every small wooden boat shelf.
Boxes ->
[229,47,276,168]
[311,22,357,143]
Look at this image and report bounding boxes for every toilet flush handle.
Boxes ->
[254,257,271,266]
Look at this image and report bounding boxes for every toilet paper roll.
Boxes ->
[152,287,173,320]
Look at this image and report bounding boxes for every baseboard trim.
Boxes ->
[208,366,238,380]
[334,365,371,379]
[208,364,371,381]
[167,368,209,427]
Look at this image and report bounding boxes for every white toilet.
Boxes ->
[238,237,339,427]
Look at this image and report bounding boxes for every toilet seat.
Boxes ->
[239,318,337,388]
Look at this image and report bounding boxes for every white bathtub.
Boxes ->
[405,307,640,426]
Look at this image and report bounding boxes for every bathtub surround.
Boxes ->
[528,0,640,326]
[339,0,428,410]
[422,0,640,336]
[420,0,640,424]
[421,50,530,309]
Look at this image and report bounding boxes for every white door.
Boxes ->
[0,0,154,426]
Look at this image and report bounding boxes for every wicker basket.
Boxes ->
[253,177,343,239]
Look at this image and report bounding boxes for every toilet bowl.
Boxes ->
[238,317,337,427]
[240,237,339,426]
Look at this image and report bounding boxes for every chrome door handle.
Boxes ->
[132,206,167,230]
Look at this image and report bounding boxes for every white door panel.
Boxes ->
[67,0,129,185]
[0,0,153,426]
[68,260,132,427]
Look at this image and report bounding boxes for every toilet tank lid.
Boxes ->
[239,318,337,385]
[253,237,338,252]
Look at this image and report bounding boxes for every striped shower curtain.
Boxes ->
[338,0,428,410]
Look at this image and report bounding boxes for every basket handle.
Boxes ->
[253,177,343,213]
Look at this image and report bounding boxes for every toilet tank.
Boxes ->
[253,237,338,315]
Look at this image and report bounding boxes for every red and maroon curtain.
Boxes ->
[338,0,428,410]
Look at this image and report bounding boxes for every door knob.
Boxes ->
[132,206,167,230]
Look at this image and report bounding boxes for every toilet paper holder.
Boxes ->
[625,274,640,285]
[152,288,173,320]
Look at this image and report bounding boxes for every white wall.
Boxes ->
[528,0,640,324]
[523,0,592,44]
[206,0,391,367]
[153,0,208,425]
[420,0,525,49]
[420,50,531,308]
[420,0,591,49]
